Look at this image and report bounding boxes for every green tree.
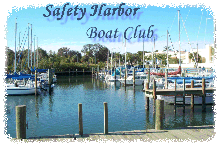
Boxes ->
[189,52,201,63]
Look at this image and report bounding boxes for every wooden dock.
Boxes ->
[144,78,216,112]
[145,87,215,95]
[10,125,215,142]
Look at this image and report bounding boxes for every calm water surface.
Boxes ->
[5,76,215,138]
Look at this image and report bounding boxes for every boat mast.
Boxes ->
[167,30,169,69]
[125,38,126,69]
[19,31,21,71]
[143,39,144,70]
[118,47,120,68]
[28,23,29,68]
[154,36,156,69]
[196,42,199,68]
[31,24,32,69]
[14,18,17,73]
[107,49,109,73]
[111,48,113,75]
[178,10,181,67]
[34,35,36,69]
[37,37,38,68]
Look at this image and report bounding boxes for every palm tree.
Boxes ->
[163,46,172,52]
[189,52,201,63]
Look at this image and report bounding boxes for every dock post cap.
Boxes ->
[16,105,26,107]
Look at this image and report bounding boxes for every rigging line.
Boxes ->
[180,9,190,35]
[168,31,175,51]
[169,11,177,33]
[197,10,204,45]
[180,15,197,63]
[204,12,211,46]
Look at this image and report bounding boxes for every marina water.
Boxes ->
[5,76,215,138]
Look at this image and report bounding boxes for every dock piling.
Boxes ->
[153,79,156,99]
[191,80,194,111]
[165,69,168,89]
[120,67,121,79]
[174,79,177,113]
[183,79,186,112]
[155,99,164,130]
[16,105,26,139]
[78,103,83,136]
[133,68,135,86]
[145,96,149,111]
[104,102,108,134]
[35,70,37,96]
[202,78,206,112]
[48,69,52,94]
[148,69,150,83]
[114,68,116,81]
[125,68,127,87]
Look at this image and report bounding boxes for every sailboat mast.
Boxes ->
[154,37,155,69]
[111,48,113,75]
[119,52,120,67]
[28,23,29,68]
[107,49,109,72]
[19,32,21,71]
[14,18,17,73]
[31,24,32,68]
[34,35,36,69]
[125,39,126,69]
[178,10,181,67]
[167,30,169,69]
[143,39,144,70]
[37,37,38,68]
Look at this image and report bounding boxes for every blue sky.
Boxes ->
[4,1,216,54]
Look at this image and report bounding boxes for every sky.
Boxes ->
[4,0,216,55]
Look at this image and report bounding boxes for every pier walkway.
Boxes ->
[11,125,215,142]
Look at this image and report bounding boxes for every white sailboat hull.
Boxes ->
[5,87,39,96]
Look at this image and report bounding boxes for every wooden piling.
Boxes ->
[155,99,164,130]
[145,82,149,91]
[69,69,70,76]
[191,80,194,110]
[48,69,52,94]
[174,79,176,91]
[133,68,135,86]
[174,79,177,112]
[104,102,108,134]
[114,68,116,81]
[16,105,26,139]
[97,66,99,79]
[145,96,149,111]
[148,69,150,83]
[125,68,127,87]
[153,79,156,99]
[83,69,84,75]
[48,69,52,85]
[202,78,206,112]
[183,79,186,113]
[165,69,168,89]
[92,67,93,77]
[120,67,121,79]
[76,69,78,76]
[78,103,83,136]
[35,70,37,96]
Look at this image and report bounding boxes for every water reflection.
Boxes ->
[4,76,215,138]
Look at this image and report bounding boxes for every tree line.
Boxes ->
[5,43,203,73]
